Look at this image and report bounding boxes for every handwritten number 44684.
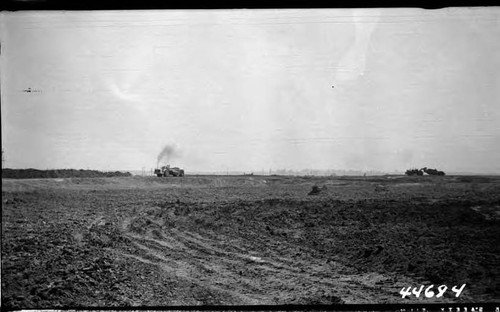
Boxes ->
[400,284,466,299]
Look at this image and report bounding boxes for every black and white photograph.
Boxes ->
[1,6,500,309]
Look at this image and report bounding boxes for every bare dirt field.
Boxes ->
[2,174,500,308]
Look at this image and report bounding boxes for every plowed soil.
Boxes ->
[2,175,500,309]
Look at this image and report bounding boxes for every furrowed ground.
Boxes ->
[2,175,500,308]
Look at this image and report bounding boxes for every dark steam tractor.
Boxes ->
[154,165,185,177]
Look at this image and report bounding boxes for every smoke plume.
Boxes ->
[157,144,180,167]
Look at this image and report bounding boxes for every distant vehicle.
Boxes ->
[421,167,445,176]
[154,165,184,177]
[405,168,424,176]
[405,167,445,176]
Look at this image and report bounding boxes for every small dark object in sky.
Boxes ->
[22,87,41,93]
[331,85,334,88]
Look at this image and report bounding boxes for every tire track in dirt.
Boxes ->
[118,216,336,302]
[115,243,269,304]
[112,213,460,304]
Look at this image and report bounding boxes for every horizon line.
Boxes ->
[2,167,500,176]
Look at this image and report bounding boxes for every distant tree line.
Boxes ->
[2,168,132,179]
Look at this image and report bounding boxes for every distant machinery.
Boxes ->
[405,168,424,176]
[421,167,446,176]
[154,164,184,177]
[405,167,445,176]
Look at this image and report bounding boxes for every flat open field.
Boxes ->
[2,175,500,308]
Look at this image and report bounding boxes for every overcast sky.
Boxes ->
[1,8,499,173]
